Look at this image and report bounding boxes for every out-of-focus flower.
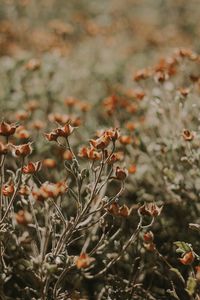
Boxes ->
[182,129,194,141]
[25,58,41,71]
[119,135,132,145]
[128,164,137,174]
[0,121,17,137]
[63,150,73,160]
[43,158,57,168]
[26,100,40,112]
[178,87,190,97]
[115,166,128,180]
[64,97,79,108]
[15,210,32,225]
[133,68,151,81]
[32,181,68,201]
[15,126,30,139]
[3,183,15,197]
[75,253,95,269]
[15,110,29,121]
[31,120,45,130]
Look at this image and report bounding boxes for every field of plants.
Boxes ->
[0,0,200,299]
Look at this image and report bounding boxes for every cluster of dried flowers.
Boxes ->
[0,46,200,299]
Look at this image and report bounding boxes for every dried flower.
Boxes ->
[0,121,17,137]
[12,142,33,157]
[90,135,110,150]
[115,166,128,181]
[139,203,162,217]
[63,150,73,160]
[44,131,59,142]
[33,181,68,201]
[15,126,30,139]
[55,123,75,138]
[22,161,42,174]
[179,251,195,265]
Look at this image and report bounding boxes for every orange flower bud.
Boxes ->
[63,150,73,160]
[0,121,17,137]
[128,164,137,174]
[43,158,57,168]
[119,135,132,145]
[179,251,195,265]
[75,253,95,269]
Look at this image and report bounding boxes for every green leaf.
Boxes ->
[185,276,197,296]
[170,268,185,284]
[174,241,192,254]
